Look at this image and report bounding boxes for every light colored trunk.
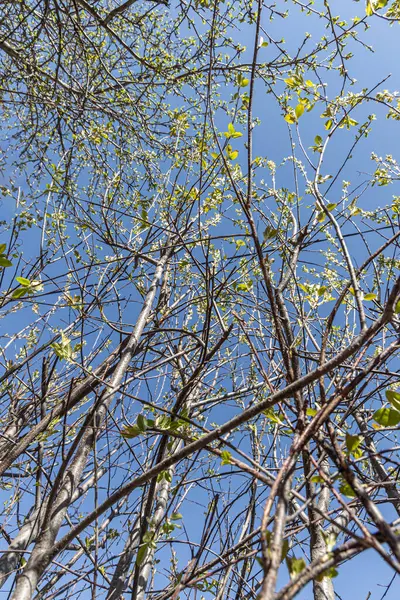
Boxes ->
[10,256,169,600]
[310,457,334,600]
[0,466,106,588]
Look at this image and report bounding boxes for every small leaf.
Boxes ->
[220,450,232,465]
[136,544,148,567]
[395,300,400,314]
[170,512,183,521]
[0,257,12,267]
[263,409,283,425]
[345,433,363,456]
[228,150,239,160]
[316,567,338,582]
[284,113,296,124]
[306,408,318,417]
[12,287,27,299]
[16,277,31,286]
[311,475,325,483]
[314,135,323,145]
[0,243,6,254]
[373,407,400,428]
[326,203,337,211]
[339,481,356,498]
[316,211,326,223]
[322,531,337,552]
[295,104,305,119]
[137,414,148,432]
[286,556,306,579]
[386,390,400,412]
[281,539,289,562]
[363,293,377,301]
[121,425,142,439]
[263,226,278,241]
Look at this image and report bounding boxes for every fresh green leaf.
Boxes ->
[316,567,338,582]
[220,450,232,465]
[345,433,363,457]
[263,409,283,425]
[136,544,148,566]
[170,512,183,520]
[373,407,400,427]
[0,257,12,268]
[286,556,306,579]
[121,425,142,439]
[295,104,305,119]
[16,277,31,286]
[306,408,318,417]
[263,226,278,241]
[12,287,28,299]
[363,293,377,301]
[284,113,296,124]
[385,390,400,412]
[339,481,356,498]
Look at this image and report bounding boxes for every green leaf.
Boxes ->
[0,257,12,268]
[12,287,27,299]
[316,211,326,223]
[224,123,242,139]
[306,408,318,417]
[385,390,400,412]
[326,203,337,211]
[295,104,305,119]
[16,277,31,286]
[281,539,289,562]
[170,512,183,520]
[325,119,333,130]
[311,475,325,484]
[322,531,337,552]
[121,425,142,439]
[286,556,306,579]
[263,409,283,425]
[220,450,232,465]
[345,433,363,456]
[373,407,400,428]
[316,567,338,582]
[263,226,278,241]
[317,286,328,297]
[395,300,400,314]
[0,243,6,254]
[298,283,310,294]
[236,282,252,292]
[228,149,239,160]
[314,135,323,145]
[136,544,148,566]
[363,293,377,301]
[339,481,356,498]
[137,414,148,432]
[284,113,296,124]
[366,0,373,16]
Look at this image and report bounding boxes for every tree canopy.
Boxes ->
[0,1,400,599]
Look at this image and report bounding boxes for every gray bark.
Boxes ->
[10,254,169,600]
